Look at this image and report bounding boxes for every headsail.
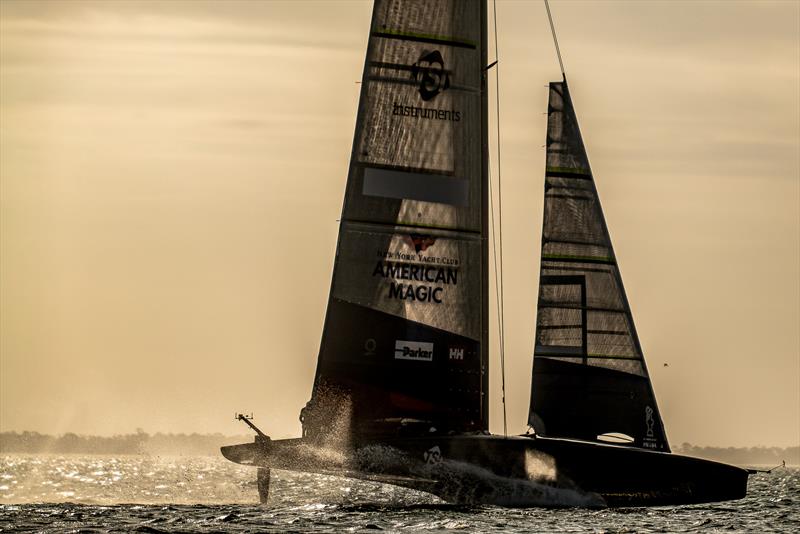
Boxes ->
[529,81,669,452]
[302,0,489,443]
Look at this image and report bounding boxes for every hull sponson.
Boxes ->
[221,435,748,507]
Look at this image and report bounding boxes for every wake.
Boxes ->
[353,445,606,508]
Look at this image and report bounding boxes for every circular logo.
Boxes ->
[411,50,450,101]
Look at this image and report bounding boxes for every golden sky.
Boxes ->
[1,0,798,447]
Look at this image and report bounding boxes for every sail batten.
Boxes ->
[529,81,669,452]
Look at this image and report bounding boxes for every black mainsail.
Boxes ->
[302,0,489,442]
[528,81,670,452]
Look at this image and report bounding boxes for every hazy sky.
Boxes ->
[1,0,798,448]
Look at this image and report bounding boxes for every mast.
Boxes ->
[303,0,490,444]
[480,0,490,433]
[528,80,670,452]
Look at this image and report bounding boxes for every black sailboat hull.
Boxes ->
[221,434,748,507]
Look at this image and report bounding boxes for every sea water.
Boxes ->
[0,454,797,532]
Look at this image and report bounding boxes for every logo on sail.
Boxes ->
[372,260,458,304]
[643,405,658,449]
[392,50,460,122]
[394,340,434,362]
[411,50,450,101]
[404,234,436,253]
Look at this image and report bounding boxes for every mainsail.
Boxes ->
[529,81,670,451]
[302,0,489,442]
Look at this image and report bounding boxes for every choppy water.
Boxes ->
[0,454,797,532]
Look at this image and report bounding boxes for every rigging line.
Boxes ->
[487,159,506,439]
[492,0,508,438]
[544,0,565,79]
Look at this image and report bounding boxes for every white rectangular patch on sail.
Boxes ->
[394,340,434,362]
[363,167,469,206]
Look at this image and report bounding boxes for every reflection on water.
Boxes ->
[0,454,439,506]
[0,455,798,533]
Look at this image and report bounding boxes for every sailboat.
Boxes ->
[222,0,749,506]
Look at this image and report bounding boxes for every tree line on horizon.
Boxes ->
[672,442,798,467]
[0,431,797,465]
[0,431,252,457]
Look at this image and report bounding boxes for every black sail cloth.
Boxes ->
[529,81,670,452]
[303,0,489,443]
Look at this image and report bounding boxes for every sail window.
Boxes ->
[536,275,587,360]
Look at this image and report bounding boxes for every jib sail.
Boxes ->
[302,0,489,442]
[528,81,670,452]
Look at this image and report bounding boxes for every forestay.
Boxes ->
[302,0,489,442]
[529,81,670,452]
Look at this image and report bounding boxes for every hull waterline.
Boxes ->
[221,434,749,507]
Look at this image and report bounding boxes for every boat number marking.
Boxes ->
[424,446,442,465]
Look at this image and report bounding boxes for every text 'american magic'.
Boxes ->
[372,261,458,304]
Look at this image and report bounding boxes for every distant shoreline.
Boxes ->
[0,431,252,457]
[672,442,799,467]
[1,431,797,466]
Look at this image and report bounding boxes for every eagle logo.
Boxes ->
[405,234,437,253]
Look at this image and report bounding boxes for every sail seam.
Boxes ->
[543,237,608,246]
[539,304,628,313]
[535,353,643,361]
[342,218,483,235]
[541,265,611,274]
[490,0,508,438]
[542,254,616,264]
[372,29,477,49]
[365,75,479,94]
[357,162,455,177]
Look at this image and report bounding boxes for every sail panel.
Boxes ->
[530,358,665,448]
[332,222,483,341]
[344,0,484,232]
[310,298,483,440]
[529,81,669,451]
[305,0,488,442]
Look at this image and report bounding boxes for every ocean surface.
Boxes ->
[0,454,797,533]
